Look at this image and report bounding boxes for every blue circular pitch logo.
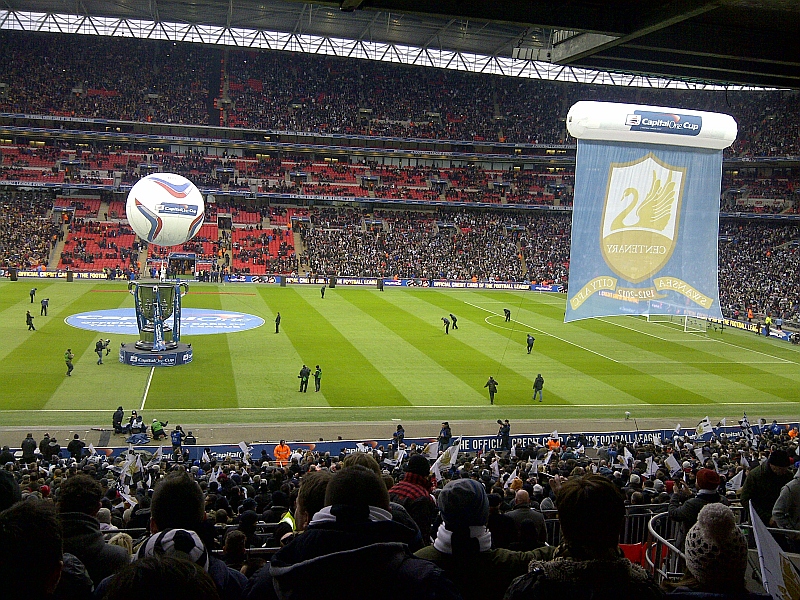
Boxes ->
[65,309,264,335]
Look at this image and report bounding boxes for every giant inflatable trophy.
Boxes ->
[122,173,204,366]
[128,281,189,351]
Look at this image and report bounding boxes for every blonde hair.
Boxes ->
[108,532,134,556]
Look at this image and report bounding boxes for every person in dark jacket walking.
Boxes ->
[65,348,74,376]
[449,313,458,330]
[275,312,281,333]
[30,287,36,303]
[26,310,35,331]
[527,334,535,354]
[485,376,498,405]
[95,339,105,364]
[533,374,544,402]
[66,434,85,460]
[320,285,325,299]
[265,465,461,600]
[313,365,322,392]
[40,297,49,316]
[298,364,310,392]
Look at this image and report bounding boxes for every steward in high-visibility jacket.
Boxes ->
[274,440,291,466]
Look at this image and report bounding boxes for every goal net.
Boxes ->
[646,314,708,333]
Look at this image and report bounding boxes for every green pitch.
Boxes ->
[1,280,798,426]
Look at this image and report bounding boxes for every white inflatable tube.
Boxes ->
[566,101,737,149]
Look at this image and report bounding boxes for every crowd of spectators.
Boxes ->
[1,30,800,156]
[2,418,794,599]
[0,190,62,269]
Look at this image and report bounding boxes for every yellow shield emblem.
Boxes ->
[600,153,685,284]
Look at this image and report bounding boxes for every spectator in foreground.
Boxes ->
[415,478,545,600]
[103,554,221,600]
[0,500,93,600]
[504,475,663,600]
[389,453,437,544]
[668,468,725,550]
[663,503,770,599]
[772,468,800,553]
[505,489,547,548]
[741,449,793,525]
[57,473,129,586]
[268,465,461,599]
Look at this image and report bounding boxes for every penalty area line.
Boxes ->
[466,301,619,363]
[140,367,155,411]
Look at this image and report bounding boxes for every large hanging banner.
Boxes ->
[564,102,737,322]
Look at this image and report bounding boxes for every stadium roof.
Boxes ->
[2,0,798,89]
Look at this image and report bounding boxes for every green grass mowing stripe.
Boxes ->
[0,283,144,410]
[220,288,328,409]
[144,290,239,410]
[470,290,716,405]
[574,317,800,402]
[260,287,410,407]
[308,287,482,406]
[417,289,645,406]
[350,288,564,406]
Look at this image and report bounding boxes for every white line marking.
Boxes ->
[601,318,798,365]
[466,301,619,363]
[3,400,798,413]
[140,367,155,411]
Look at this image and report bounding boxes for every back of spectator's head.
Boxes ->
[325,465,389,512]
[137,528,209,571]
[695,468,721,491]
[103,555,219,600]
[57,473,102,515]
[0,470,21,510]
[0,500,63,599]
[97,507,112,524]
[109,532,134,557]
[341,452,381,474]
[438,478,489,531]
[296,470,332,530]
[405,453,430,477]
[223,530,247,555]
[685,503,747,592]
[151,471,204,533]
[556,475,625,556]
[514,489,530,507]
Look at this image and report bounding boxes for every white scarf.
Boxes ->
[433,522,492,554]
[309,505,392,525]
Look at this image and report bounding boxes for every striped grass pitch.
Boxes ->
[0,280,798,426]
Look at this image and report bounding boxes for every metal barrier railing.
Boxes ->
[645,511,686,585]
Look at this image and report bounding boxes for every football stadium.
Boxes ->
[1,1,799,598]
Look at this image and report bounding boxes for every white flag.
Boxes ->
[696,416,713,437]
[423,442,439,460]
[120,492,138,507]
[727,470,744,492]
[741,454,751,468]
[491,458,500,479]
[576,444,585,455]
[653,433,662,447]
[543,450,554,465]
[355,443,371,453]
[716,418,727,428]
[665,454,682,475]
[504,468,518,489]
[208,466,219,484]
[88,443,97,456]
[694,448,705,463]
[550,430,558,439]
[645,456,659,477]
[238,441,250,463]
[431,461,442,484]
[750,503,800,599]
[146,446,162,469]
[385,448,406,467]
[202,450,210,463]
[623,447,634,467]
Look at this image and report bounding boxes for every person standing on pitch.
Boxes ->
[449,313,458,330]
[95,339,105,365]
[40,298,49,316]
[527,334,535,354]
[442,316,450,334]
[314,365,322,392]
[504,308,511,322]
[29,287,36,303]
[298,364,310,392]
[485,376,498,405]
[533,374,544,402]
[438,422,452,453]
[64,348,74,376]
[321,284,326,299]
[275,312,281,334]
[26,310,35,331]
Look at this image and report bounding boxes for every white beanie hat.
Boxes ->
[685,504,747,590]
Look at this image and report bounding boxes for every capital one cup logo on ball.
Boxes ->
[126,173,205,246]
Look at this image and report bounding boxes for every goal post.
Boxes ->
[645,313,708,333]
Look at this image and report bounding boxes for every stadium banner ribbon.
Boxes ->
[564,101,737,323]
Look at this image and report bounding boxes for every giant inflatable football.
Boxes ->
[126,173,205,247]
